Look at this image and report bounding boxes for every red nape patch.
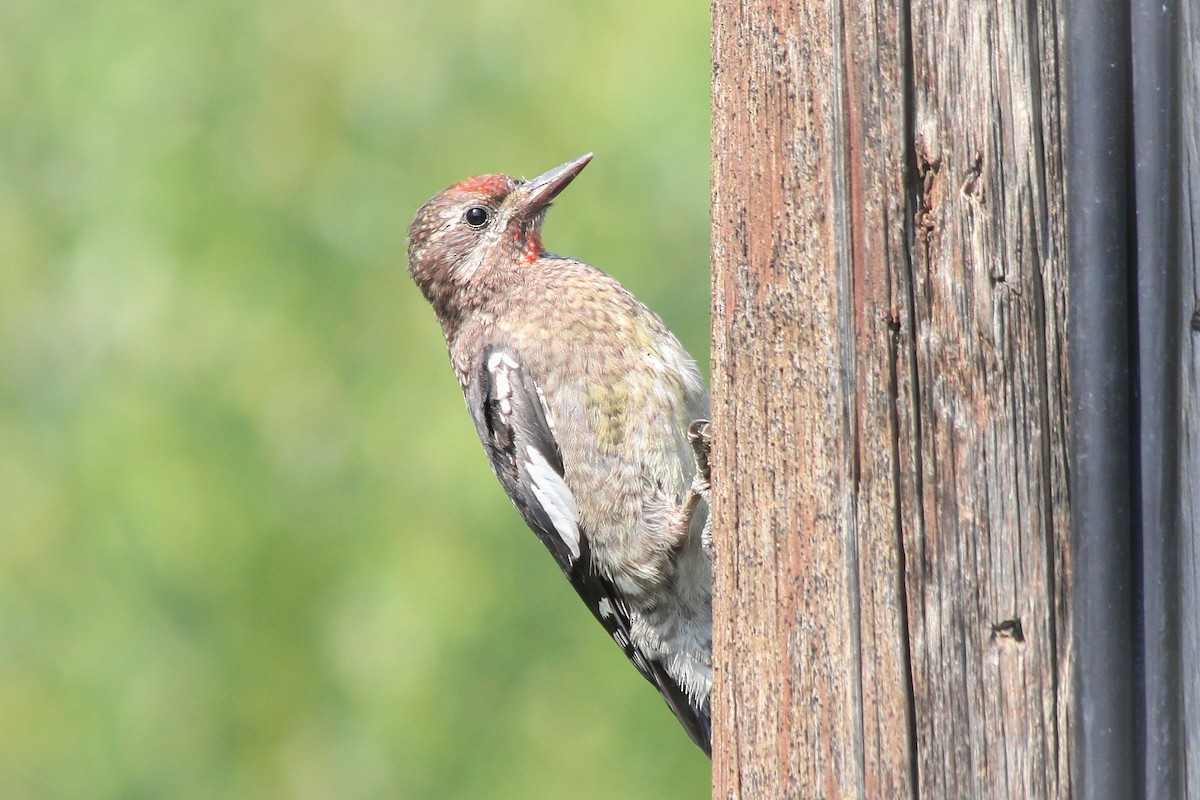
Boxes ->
[451,174,514,199]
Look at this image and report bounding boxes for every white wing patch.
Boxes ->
[482,349,581,565]
[534,384,556,437]
[524,444,581,561]
[487,350,518,416]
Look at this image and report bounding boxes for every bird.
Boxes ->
[406,153,712,755]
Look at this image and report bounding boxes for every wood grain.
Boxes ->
[710,1,1072,796]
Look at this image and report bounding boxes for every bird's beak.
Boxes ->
[512,153,593,218]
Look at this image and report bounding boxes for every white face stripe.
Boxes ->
[455,246,486,283]
[525,444,581,562]
[433,202,507,284]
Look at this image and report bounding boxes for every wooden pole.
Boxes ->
[1181,0,1200,791]
[710,1,1072,796]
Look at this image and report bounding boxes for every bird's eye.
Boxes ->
[464,206,491,229]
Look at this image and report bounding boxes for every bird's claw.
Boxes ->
[687,419,714,561]
[667,419,714,557]
[687,419,711,498]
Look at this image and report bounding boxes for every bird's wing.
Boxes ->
[465,345,711,755]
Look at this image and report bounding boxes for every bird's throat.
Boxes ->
[520,231,544,263]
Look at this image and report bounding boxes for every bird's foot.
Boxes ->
[687,419,711,498]
[687,420,714,561]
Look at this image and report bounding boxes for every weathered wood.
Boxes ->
[710,1,1071,797]
[1182,0,1200,794]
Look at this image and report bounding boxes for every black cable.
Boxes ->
[1065,0,1138,797]
[1130,0,1183,795]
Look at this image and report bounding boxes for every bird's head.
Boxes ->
[407,153,592,317]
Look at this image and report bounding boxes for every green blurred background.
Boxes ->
[0,1,711,798]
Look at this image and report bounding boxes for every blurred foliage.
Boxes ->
[0,0,711,797]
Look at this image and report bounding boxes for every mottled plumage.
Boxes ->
[407,154,712,755]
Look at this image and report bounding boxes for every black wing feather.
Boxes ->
[465,345,711,756]
[466,347,576,573]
